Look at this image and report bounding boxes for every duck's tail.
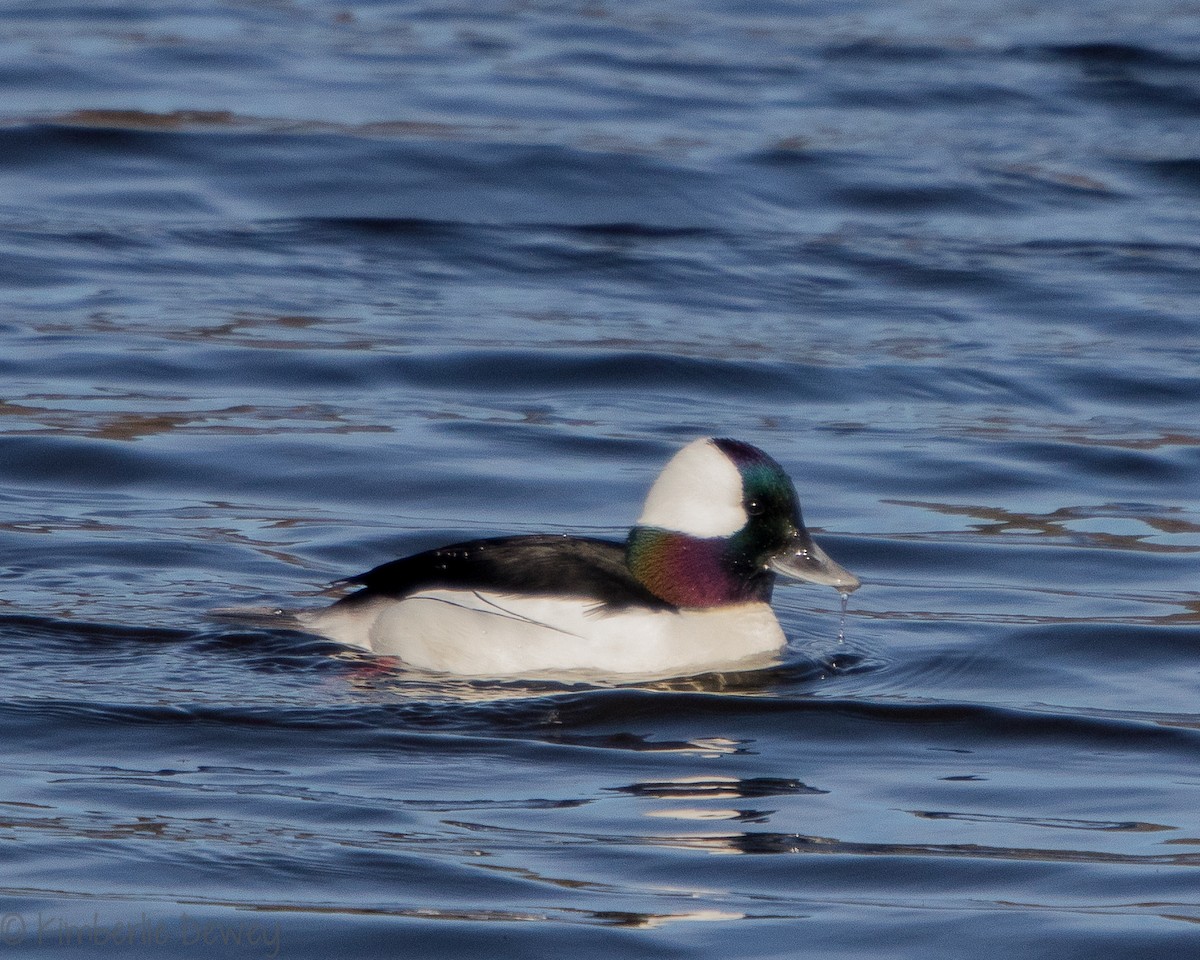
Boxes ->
[208,605,308,631]
[208,604,376,653]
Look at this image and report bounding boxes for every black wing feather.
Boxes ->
[334,534,673,611]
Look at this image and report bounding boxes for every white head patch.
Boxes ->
[636,438,746,538]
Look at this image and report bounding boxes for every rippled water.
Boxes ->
[2,2,1199,957]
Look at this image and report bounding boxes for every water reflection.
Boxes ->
[608,776,826,799]
[906,810,1173,832]
[659,831,1200,866]
[0,395,387,440]
[46,109,475,142]
[887,499,1200,553]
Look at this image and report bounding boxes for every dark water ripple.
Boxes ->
[2,1,1200,957]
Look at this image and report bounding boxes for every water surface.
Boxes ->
[2,1,1199,957]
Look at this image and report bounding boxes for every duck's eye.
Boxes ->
[745,499,765,517]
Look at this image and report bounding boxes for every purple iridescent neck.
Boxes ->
[625,527,774,609]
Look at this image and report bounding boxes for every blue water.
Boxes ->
[2,1,1200,956]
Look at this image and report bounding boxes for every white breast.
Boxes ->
[296,591,786,680]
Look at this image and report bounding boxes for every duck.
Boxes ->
[266,438,860,679]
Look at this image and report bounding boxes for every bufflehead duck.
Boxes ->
[281,438,860,679]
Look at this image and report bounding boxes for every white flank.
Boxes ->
[636,438,746,538]
[295,590,785,680]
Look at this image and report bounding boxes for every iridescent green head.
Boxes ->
[625,438,859,608]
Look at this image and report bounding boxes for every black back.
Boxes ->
[334,534,674,611]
